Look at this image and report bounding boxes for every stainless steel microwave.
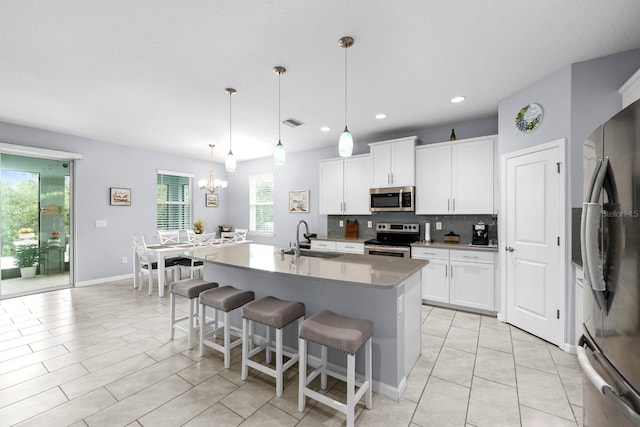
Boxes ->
[369,186,415,212]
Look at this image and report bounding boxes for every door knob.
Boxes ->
[506,246,515,252]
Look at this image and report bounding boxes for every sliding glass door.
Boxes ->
[0,154,72,298]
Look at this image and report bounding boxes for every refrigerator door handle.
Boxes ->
[581,159,603,301]
[577,339,640,425]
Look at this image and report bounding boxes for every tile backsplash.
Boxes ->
[327,212,498,244]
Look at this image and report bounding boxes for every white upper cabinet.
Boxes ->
[619,68,640,108]
[369,136,417,188]
[319,154,371,215]
[416,135,496,215]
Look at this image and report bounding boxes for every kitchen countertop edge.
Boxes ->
[411,241,499,252]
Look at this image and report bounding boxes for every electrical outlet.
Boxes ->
[95,220,108,228]
[367,221,373,228]
[436,222,442,230]
[121,257,127,264]
[339,220,344,227]
[397,295,403,313]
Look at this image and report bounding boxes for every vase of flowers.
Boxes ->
[193,220,205,234]
[48,231,61,246]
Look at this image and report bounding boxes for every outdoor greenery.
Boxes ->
[14,244,42,268]
[1,172,39,256]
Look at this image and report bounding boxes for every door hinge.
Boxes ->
[557,162,561,173]
[557,309,560,319]
[557,236,560,246]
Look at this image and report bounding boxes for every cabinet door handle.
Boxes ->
[453,198,456,212]
[450,265,453,278]
[463,255,480,259]
[445,265,448,277]
[447,199,450,211]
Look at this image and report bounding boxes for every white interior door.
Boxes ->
[503,141,564,346]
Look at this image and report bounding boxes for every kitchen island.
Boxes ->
[190,243,427,400]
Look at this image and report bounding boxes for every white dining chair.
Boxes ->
[132,235,181,295]
[186,232,218,278]
[157,230,181,244]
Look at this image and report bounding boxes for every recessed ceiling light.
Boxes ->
[450,96,466,103]
[320,126,331,132]
[375,113,387,119]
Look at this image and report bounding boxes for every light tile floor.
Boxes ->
[0,279,583,426]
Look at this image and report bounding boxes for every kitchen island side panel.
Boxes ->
[202,262,421,399]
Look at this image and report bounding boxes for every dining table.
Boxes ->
[135,239,252,297]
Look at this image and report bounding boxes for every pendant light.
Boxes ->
[338,36,354,157]
[224,88,237,172]
[273,66,286,166]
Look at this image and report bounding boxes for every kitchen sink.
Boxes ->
[282,249,343,259]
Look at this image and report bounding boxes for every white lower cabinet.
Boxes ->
[310,240,337,252]
[412,247,495,312]
[311,240,364,254]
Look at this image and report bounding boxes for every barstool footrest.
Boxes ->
[246,354,300,378]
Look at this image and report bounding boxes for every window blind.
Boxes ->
[157,173,192,230]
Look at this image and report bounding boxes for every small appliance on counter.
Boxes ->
[443,231,460,244]
[471,223,488,246]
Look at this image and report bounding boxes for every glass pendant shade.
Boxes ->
[274,140,286,165]
[338,126,353,157]
[225,152,236,172]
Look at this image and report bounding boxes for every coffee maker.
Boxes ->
[472,223,488,246]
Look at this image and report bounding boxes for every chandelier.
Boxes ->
[198,144,228,193]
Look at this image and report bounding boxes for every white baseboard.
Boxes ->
[75,273,133,287]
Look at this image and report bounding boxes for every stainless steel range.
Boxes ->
[364,223,420,258]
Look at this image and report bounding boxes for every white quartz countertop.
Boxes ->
[191,243,427,288]
[411,241,499,252]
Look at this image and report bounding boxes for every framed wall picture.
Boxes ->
[205,193,219,207]
[289,189,309,213]
[110,187,131,206]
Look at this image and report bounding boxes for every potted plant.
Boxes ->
[193,220,205,234]
[18,227,35,240]
[15,244,42,278]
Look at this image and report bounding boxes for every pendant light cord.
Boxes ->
[229,91,233,154]
[344,45,348,127]
[278,70,282,141]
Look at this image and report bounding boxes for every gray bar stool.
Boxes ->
[169,278,218,349]
[199,286,255,368]
[241,296,305,397]
[298,310,373,427]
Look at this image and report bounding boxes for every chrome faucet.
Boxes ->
[295,220,309,257]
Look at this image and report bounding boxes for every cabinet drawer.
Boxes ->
[449,249,494,264]
[336,241,364,254]
[311,240,337,252]
[411,247,449,260]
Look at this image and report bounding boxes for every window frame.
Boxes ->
[249,173,274,237]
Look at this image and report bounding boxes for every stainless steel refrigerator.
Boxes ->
[579,98,640,426]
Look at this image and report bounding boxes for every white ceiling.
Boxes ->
[1,1,639,163]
